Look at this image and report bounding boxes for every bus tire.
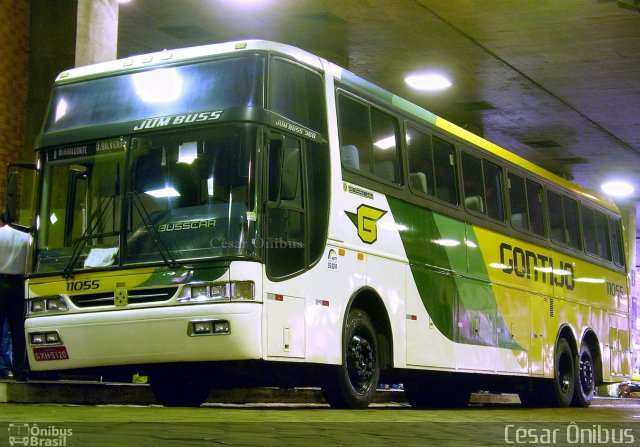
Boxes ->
[321,309,379,409]
[150,367,210,407]
[545,338,575,408]
[571,343,594,407]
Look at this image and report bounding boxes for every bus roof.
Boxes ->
[54,39,619,214]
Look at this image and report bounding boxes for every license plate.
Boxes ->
[33,346,69,361]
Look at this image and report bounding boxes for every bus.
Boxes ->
[8,40,631,409]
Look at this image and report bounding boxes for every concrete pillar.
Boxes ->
[76,0,119,67]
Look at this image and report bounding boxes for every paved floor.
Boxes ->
[2,399,639,446]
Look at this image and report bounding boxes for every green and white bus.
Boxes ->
[10,40,631,408]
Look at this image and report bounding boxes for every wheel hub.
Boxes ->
[348,334,374,388]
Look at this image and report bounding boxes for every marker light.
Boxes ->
[405,73,452,91]
[601,181,634,198]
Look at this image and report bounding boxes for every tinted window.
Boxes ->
[45,56,264,134]
[527,179,544,236]
[508,173,528,230]
[338,93,401,184]
[269,58,327,135]
[508,173,544,236]
[462,152,504,220]
[548,190,581,249]
[610,217,625,266]
[406,125,457,204]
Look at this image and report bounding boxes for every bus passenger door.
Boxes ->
[263,132,307,359]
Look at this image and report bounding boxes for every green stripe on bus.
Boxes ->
[388,197,524,350]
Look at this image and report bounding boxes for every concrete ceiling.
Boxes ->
[117,0,640,264]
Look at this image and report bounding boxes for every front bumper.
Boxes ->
[26,302,262,371]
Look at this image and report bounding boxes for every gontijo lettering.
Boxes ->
[499,242,575,290]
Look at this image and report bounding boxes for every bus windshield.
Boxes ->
[35,125,258,274]
[44,55,264,134]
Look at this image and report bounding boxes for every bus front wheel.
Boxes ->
[547,338,575,407]
[322,309,380,409]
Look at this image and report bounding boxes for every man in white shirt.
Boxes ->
[0,212,31,381]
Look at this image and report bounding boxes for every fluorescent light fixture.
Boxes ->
[55,99,68,122]
[133,68,183,103]
[374,136,396,150]
[178,141,198,164]
[432,238,460,247]
[145,186,180,198]
[405,73,452,91]
[601,180,634,198]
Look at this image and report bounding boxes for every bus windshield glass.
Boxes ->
[44,55,264,134]
[35,125,258,274]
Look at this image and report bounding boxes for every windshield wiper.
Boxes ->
[129,192,180,270]
[63,196,114,279]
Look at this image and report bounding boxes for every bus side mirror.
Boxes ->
[6,162,37,232]
[6,170,19,223]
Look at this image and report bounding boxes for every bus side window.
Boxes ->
[338,94,372,175]
[610,217,625,266]
[406,125,434,195]
[433,137,457,205]
[548,190,566,243]
[462,152,503,220]
[371,109,401,184]
[508,173,528,231]
[563,196,581,250]
[526,179,545,236]
[548,190,581,250]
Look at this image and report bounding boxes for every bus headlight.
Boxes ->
[28,295,68,315]
[177,281,255,303]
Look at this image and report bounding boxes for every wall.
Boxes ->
[0,0,30,209]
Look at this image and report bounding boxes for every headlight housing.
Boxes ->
[177,281,255,303]
[28,295,68,315]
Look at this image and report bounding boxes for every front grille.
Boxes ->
[70,286,178,308]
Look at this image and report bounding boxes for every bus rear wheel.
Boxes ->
[321,309,380,409]
[149,366,210,407]
[571,344,594,407]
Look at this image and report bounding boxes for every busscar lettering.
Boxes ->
[158,219,217,232]
[133,110,223,131]
[499,242,575,290]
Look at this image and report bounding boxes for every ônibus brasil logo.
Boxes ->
[7,423,73,446]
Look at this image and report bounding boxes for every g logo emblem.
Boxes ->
[346,205,387,244]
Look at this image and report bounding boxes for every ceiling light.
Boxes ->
[132,68,183,103]
[145,187,180,198]
[601,181,634,198]
[374,136,396,150]
[405,73,452,91]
